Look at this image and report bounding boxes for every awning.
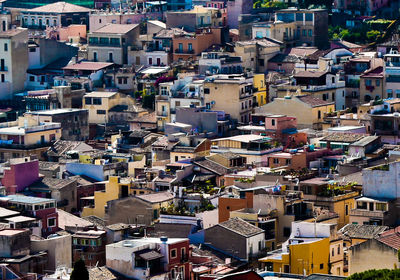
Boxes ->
[138,250,164,261]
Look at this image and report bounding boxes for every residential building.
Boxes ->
[0,157,39,194]
[252,21,297,47]
[172,28,222,62]
[253,74,267,107]
[203,74,254,123]
[0,116,61,162]
[166,6,225,32]
[170,136,211,163]
[72,230,106,267]
[274,9,329,49]
[0,195,58,237]
[255,95,335,129]
[88,24,140,65]
[106,237,191,280]
[226,0,253,29]
[234,39,281,73]
[198,52,243,75]
[82,91,135,124]
[0,28,28,100]
[20,2,90,29]
[24,109,89,141]
[359,66,384,103]
[204,217,265,261]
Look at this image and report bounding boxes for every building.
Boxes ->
[0,116,61,162]
[0,157,39,194]
[0,195,58,237]
[359,66,384,103]
[87,24,140,65]
[170,136,211,163]
[106,237,191,280]
[82,91,135,124]
[72,230,106,267]
[252,21,297,47]
[24,109,89,141]
[226,0,253,29]
[274,9,329,49]
[203,74,254,123]
[198,52,243,75]
[0,28,28,100]
[20,2,91,29]
[255,95,335,129]
[204,217,265,261]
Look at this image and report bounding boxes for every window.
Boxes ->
[97,110,106,115]
[308,29,312,36]
[376,203,387,211]
[302,29,306,36]
[93,98,102,105]
[188,43,192,51]
[318,110,321,119]
[255,31,263,38]
[258,59,264,66]
[48,217,56,227]
[320,264,324,269]
[285,159,291,165]
[85,97,92,105]
[337,244,340,255]
[204,88,210,94]
[93,51,98,62]
[108,52,113,62]
[271,119,276,126]
[273,158,279,164]
[178,43,183,52]
[4,43,7,52]
[332,248,334,256]
[1,74,4,83]
[345,204,349,216]
[376,80,380,86]
[365,79,372,86]
[305,13,313,21]
[181,247,186,260]
[29,76,35,82]
[149,57,153,65]
[110,37,120,45]
[170,249,177,258]
[387,89,393,98]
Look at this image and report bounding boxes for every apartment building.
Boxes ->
[88,24,140,65]
[203,74,254,123]
[0,28,28,100]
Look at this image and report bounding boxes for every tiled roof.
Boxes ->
[218,217,264,237]
[376,231,400,250]
[63,61,114,71]
[360,66,384,78]
[57,209,93,230]
[333,39,362,49]
[286,47,318,56]
[194,158,230,176]
[320,133,365,143]
[29,177,75,190]
[131,112,157,124]
[82,215,106,229]
[339,224,388,239]
[92,23,139,34]
[269,53,301,63]
[294,71,326,78]
[137,191,174,203]
[106,223,130,231]
[89,266,117,280]
[30,2,91,13]
[296,95,335,107]
[147,223,192,238]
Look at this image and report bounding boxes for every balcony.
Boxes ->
[350,208,387,218]
[174,49,195,54]
[0,66,8,72]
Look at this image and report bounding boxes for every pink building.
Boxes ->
[1,158,39,194]
[46,25,87,43]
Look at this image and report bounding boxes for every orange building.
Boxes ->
[172,28,222,61]
[267,151,307,170]
[218,191,253,223]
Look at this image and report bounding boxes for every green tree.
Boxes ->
[70,259,89,280]
[366,30,381,42]
[347,269,400,280]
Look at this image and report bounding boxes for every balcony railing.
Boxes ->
[350,208,387,218]
[175,49,195,54]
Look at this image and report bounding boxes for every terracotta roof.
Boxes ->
[63,61,114,71]
[57,209,93,230]
[376,231,400,250]
[296,95,335,107]
[294,71,326,78]
[30,2,91,13]
[332,39,362,49]
[92,23,139,34]
[269,53,301,63]
[286,47,318,57]
[360,66,384,78]
[193,158,230,176]
[217,217,264,237]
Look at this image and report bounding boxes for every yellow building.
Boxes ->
[81,176,153,218]
[253,74,267,107]
[259,237,330,275]
[204,74,254,123]
[83,91,135,124]
[170,137,211,163]
[0,116,62,161]
[255,95,335,130]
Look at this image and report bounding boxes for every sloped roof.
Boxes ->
[294,71,326,78]
[217,217,264,237]
[376,231,400,250]
[30,1,90,13]
[193,158,230,176]
[339,224,388,239]
[58,209,93,230]
[296,95,335,107]
[92,23,139,34]
[320,133,364,143]
[88,266,117,280]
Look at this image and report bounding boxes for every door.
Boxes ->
[156,58,161,66]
